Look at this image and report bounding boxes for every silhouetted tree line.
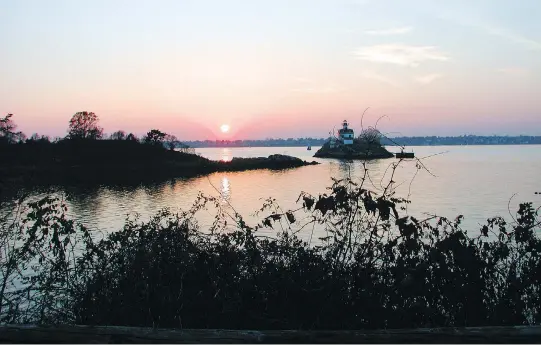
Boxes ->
[0,112,190,150]
[0,112,197,162]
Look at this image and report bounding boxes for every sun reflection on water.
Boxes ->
[220,148,232,162]
[221,176,231,204]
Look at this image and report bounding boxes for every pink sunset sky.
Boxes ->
[1,0,540,140]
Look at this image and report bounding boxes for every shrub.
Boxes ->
[2,162,539,329]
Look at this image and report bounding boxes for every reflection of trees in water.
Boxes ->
[62,186,103,229]
[338,160,355,178]
[63,183,158,233]
[328,160,356,179]
[327,159,391,191]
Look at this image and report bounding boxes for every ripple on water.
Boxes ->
[13,145,541,239]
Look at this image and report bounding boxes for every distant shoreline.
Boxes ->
[184,135,541,148]
[187,142,541,148]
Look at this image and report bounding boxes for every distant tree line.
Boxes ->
[185,138,328,148]
[380,135,541,146]
[185,135,541,148]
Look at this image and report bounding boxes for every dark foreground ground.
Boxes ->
[1,325,540,344]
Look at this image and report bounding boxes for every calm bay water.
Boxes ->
[43,145,541,238]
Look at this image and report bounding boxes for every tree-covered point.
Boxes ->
[0,113,317,185]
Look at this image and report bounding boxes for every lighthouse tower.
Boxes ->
[338,120,354,145]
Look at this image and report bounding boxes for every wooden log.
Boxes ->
[1,324,541,343]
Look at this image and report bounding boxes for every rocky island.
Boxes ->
[313,120,394,160]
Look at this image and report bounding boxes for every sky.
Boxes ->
[1,0,541,140]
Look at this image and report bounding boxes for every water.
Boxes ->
[18,145,541,238]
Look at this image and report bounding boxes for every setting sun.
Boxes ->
[220,124,230,133]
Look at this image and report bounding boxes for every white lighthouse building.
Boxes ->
[338,120,354,145]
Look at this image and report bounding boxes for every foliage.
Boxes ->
[0,114,26,144]
[126,133,138,142]
[143,130,185,150]
[26,133,51,144]
[67,112,103,140]
[0,193,95,324]
[1,159,540,330]
[144,129,167,145]
[109,130,126,141]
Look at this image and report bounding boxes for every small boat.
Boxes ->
[395,150,414,159]
[307,145,312,151]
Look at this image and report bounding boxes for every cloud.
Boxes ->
[360,70,401,87]
[435,10,541,51]
[476,24,541,51]
[497,67,529,77]
[363,26,412,35]
[414,73,443,84]
[354,44,449,67]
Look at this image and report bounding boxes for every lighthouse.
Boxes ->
[338,120,354,145]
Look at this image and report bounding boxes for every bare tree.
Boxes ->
[358,127,382,145]
[164,134,179,150]
[68,112,103,140]
[126,133,138,142]
[110,130,126,140]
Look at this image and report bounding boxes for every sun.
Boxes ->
[220,124,230,133]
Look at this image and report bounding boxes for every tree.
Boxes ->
[0,114,26,144]
[27,133,51,144]
[110,130,126,140]
[126,133,138,142]
[144,129,167,146]
[164,134,179,151]
[358,127,382,145]
[68,111,103,140]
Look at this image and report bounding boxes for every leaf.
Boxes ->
[481,225,489,237]
[286,212,296,224]
[262,218,272,228]
[303,196,315,210]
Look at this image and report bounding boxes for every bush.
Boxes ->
[2,161,540,329]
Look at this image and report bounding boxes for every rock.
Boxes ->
[220,155,319,172]
[314,139,394,160]
[268,154,303,162]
